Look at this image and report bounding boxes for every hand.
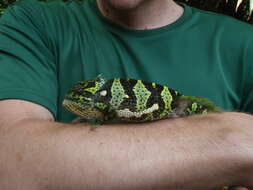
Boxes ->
[229,187,249,190]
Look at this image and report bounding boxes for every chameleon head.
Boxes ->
[63,76,107,119]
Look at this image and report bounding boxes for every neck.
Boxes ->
[96,0,184,30]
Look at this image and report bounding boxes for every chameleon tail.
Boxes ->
[176,95,222,116]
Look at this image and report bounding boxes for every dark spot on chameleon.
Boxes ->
[153,110,161,118]
[133,113,149,121]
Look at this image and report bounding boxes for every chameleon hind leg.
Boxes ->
[71,117,86,124]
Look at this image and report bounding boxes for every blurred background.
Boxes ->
[177,0,253,24]
[0,0,253,24]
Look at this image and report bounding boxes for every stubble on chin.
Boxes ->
[98,0,146,11]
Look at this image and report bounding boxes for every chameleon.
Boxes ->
[63,75,221,124]
[62,76,237,190]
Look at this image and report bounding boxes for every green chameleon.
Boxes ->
[63,75,221,124]
[62,75,236,190]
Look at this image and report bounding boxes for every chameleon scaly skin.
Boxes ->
[63,76,221,123]
[63,76,107,120]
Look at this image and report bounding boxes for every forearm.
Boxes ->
[0,112,252,190]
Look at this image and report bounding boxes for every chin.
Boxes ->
[101,0,145,10]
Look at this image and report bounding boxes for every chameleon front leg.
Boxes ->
[71,117,85,124]
[71,117,104,131]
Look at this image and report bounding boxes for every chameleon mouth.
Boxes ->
[63,99,103,119]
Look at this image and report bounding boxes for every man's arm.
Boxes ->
[0,100,253,190]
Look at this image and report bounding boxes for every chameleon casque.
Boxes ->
[63,75,221,124]
[62,76,233,190]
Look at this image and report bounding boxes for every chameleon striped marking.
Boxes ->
[65,77,107,103]
[157,86,174,119]
[117,78,138,112]
[133,80,152,112]
[109,78,128,109]
[186,102,198,114]
[63,99,103,119]
[85,78,106,94]
[116,103,159,118]
[161,86,173,112]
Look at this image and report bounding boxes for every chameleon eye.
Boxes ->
[100,90,107,96]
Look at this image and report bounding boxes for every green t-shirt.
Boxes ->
[0,0,253,122]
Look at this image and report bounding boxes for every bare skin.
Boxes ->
[1,100,253,190]
[96,0,184,30]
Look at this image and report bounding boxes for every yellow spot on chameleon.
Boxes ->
[191,102,198,112]
[116,103,159,118]
[110,79,126,109]
[161,86,173,112]
[133,80,151,112]
[85,87,97,94]
[85,80,105,94]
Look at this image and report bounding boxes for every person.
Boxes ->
[0,0,253,189]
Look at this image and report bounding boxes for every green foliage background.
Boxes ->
[0,0,252,24]
[0,0,16,15]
